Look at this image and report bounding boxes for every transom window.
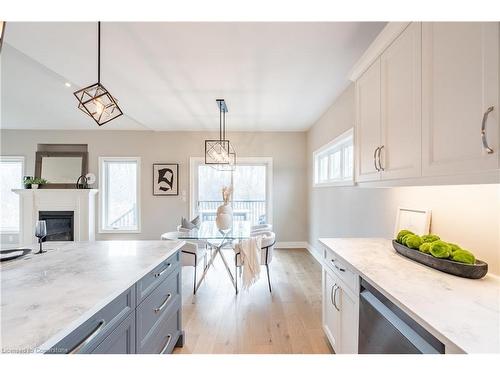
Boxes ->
[99,157,141,233]
[313,129,354,187]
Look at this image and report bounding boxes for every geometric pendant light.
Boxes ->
[73,22,123,126]
[205,99,236,170]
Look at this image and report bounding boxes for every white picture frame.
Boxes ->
[394,207,432,238]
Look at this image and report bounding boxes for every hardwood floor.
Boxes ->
[174,248,333,354]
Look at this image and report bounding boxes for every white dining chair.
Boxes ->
[233,231,276,293]
[250,224,272,233]
[161,231,208,294]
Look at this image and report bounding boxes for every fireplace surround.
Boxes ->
[13,189,98,246]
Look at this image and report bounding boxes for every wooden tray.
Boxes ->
[392,240,488,279]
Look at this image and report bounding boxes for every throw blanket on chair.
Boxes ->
[236,236,262,290]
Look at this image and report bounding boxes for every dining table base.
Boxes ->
[194,237,239,294]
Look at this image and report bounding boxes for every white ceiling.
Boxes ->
[1,22,385,131]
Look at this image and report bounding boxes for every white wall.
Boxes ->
[0,130,308,243]
[307,84,500,275]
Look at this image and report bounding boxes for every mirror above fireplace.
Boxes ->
[34,144,88,188]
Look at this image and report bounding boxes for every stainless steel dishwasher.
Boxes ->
[358,278,445,354]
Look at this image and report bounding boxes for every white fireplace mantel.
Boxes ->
[13,189,98,246]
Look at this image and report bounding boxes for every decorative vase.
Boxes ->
[31,184,39,190]
[216,203,233,230]
[23,176,32,189]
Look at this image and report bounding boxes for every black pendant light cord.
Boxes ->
[223,110,226,141]
[219,106,222,141]
[97,21,101,84]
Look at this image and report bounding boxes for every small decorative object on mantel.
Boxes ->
[23,176,33,189]
[24,177,48,190]
[216,186,233,231]
[153,164,178,196]
[76,173,96,189]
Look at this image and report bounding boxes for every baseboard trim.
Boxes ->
[275,242,324,266]
[275,241,308,249]
[305,243,323,265]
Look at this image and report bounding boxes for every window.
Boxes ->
[99,157,141,232]
[0,156,24,234]
[313,129,354,187]
[190,157,273,226]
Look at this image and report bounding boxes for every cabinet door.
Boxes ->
[337,285,359,354]
[356,59,382,182]
[422,22,499,176]
[322,268,340,352]
[380,22,422,180]
[92,312,135,354]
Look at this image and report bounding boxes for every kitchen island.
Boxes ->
[318,238,500,354]
[1,240,185,354]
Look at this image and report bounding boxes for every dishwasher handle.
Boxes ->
[360,290,441,354]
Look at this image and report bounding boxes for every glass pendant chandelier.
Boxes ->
[73,22,123,126]
[205,99,236,170]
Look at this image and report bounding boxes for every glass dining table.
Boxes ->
[177,220,251,294]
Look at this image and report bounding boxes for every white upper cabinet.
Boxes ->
[352,22,499,186]
[380,22,422,180]
[422,22,499,176]
[355,59,381,182]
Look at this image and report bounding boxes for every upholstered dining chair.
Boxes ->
[250,224,272,233]
[161,231,208,294]
[233,231,276,293]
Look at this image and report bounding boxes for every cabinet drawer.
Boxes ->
[136,270,180,345]
[91,312,135,354]
[323,246,359,296]
[49,287,135,354]
[136,251,180,304]
[137,303,181,354]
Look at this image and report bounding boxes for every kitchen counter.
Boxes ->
[0,240,184,353]
[319,238,500,354]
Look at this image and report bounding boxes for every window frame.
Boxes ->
[189,156,273,227]
[313,128,355,187]
[98,156,141,234]
[0,156,25,234]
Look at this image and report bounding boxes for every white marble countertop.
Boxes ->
[0,240,184,353]
[319,238,500,354]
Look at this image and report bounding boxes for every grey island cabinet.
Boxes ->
[0,240,184,355]
[50,251,183,354]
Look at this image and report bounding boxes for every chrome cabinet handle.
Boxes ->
[154,263,172,278]
[332,285,340,311]
[481,106,495,154]
[331,258,345,272]
[159,334,172,354]
[333,285,341,311]
[68,319,105,354]
[373,147,381,171]
[330,284,335,305]
[334,261,346,272]
[154,293,172,313]
[377,145,385,171]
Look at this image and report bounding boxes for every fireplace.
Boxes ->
[38,211,74,242]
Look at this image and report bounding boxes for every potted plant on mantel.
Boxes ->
[24,177,48,189]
